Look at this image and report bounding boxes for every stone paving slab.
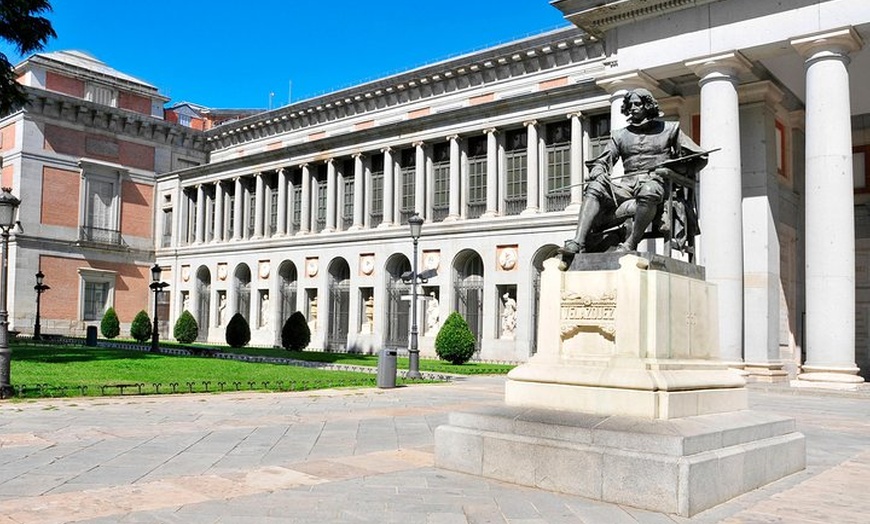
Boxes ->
[0,378,868,523]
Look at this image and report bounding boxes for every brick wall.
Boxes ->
[41,166,79,227]
[44,124,155,171]
[45,71,85,98]
[0,123,15,152]
[118,91,152,116]
[39,255,151,322]
[120,180,153,238]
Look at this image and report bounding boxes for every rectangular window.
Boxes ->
[466,136,486,219]
[545,121,571,212]
[289,169,302,234]
[854,145,869,193]
[370,154,384,226]
[775,120,787,180]
[161,207,173,248]
[589,113,611,160]
[85,83,117,107]
[246,189,255,238]
[342,175,354,230]
[399,149,415,224]
[315,178,327,233]
[80,268,115,322]
[227,193,235,238]
[269,186,278,236]
[504,128,528,216]
[432,143,450,222]
[80,166,121,245]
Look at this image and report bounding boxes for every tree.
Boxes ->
[281,311,311,351]
[100,307,120,339]
[173,310,199,345]
[434,312,476,365]
[130,310,152,343]
[0,1,56,115]
[225,313,251,348]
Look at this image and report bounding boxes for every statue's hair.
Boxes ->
[620,88,663,118]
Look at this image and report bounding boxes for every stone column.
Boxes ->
[738,82,788,382]
[414,141,425,217]
[300,163,311,234]
[447,135,460,221]
[325,159,336,232]
[523,120,540,215]
[568,112,583,212]
[382,147,394,227]
[253,172,264,239]
[686,52,752,366]
[213,181,224,242]
[425,145,435,219]
[792,28,864,384]
[484,128,498,217]
[276,168,287,236]
[351,153,364,230]
[194,184,205,244]
[232,177,243,241]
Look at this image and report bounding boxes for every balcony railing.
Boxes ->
[80,226,123,246]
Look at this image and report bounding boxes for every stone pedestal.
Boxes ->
[435,253,805,516]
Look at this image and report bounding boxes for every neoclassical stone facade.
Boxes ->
[3,1,870,384]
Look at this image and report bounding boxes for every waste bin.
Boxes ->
[377,349,397,388]
[85,325,98,347]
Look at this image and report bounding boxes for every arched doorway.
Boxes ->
[385,254,411,348]
[278,261,298,326]
[454,250,484,350]
[234,264,251,321]
[531,245,560,356]
[195,266,211,342]
[327,258,351,351]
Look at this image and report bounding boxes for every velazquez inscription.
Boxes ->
[560,290,616,340]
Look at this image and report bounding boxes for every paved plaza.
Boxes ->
[0,376,868,523]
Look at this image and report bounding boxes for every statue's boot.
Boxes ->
[558,198,600,270]
[616,198,657,252]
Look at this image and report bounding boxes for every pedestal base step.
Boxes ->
[434,405,805,517]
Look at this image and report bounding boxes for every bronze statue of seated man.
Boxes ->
[559,88,707,269]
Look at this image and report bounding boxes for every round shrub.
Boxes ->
[130,310,152,343]
[434,311,476,365]
[225,312,251,348]
[174,310,199,344]
[100,307,120,339]
[281,311,311,351]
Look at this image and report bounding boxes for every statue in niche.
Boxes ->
[181,292,190,313]
[426,292,440,335]
[362,295,374,333]
[558,88,710,268]
[501,293,517,339]
[260,291,270,327]
[308,295,318,330]
[218,292,227,326]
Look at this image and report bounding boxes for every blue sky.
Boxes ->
[3,1,570,109]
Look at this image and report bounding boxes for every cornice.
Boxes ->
[204,27,601,151]
[552,0,721,37]
[22,86,206,150]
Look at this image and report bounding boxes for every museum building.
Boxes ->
[2,0,870,385]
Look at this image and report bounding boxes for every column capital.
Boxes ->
[381,146,393,154]
[565,111,583,120]
[324,158,335,165]
[791,27,863,60]
[595,70,666,98]
[446,134,459,142]
[523,120,538,128]
[413,140,425,148]
[483,127,498,135]
[276,167,285,175]
[685,51,752,81]
[352,152,365,159]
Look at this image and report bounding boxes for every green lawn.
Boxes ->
[8,342,387,398]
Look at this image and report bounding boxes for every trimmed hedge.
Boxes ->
[281,311,311,351]
[130,310,152,343]
[100,307,120,339]
[174,310,199,344]
[225,313,251,348]
[434,312,476,365]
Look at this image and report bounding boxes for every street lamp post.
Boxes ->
[0,188,21,398]
[407,214,424,379]
[149,264,169,352]
[33,271,50,341]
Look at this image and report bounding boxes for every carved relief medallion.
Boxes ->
[360,254,375,276]
[306,257,319,278]
[497,245,518,271]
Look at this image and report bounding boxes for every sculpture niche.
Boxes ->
[558,88,711,269]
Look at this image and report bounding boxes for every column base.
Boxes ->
[744,363,789,383]
[442,215,461,223]
[793,371,864,391]
[520,207,540,216]
[481,211,498,218]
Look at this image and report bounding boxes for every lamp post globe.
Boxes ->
[0,187,21,398]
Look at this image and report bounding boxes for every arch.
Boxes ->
[195,265,211,341]
[234,263,252,321]
[453,249,484,350]
[327,258,351,350]
[530,244,560,355]
[384,253,411,348]
[277,260,298,326]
